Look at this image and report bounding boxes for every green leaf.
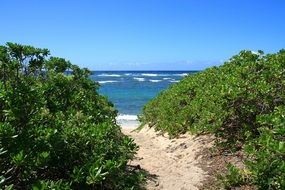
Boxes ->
[278,142,285,152]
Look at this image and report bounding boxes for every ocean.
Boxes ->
[90,71,197,127]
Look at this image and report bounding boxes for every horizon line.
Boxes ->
[90,70,201,72]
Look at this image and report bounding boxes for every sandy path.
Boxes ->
[123,127,213,190]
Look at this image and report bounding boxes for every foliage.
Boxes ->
[244,106,285,189]
[140,50,285,189]
[0,42,143,189]
[218,164,248,189]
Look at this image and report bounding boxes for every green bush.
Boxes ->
[140,50,285,189]
[244,106,285,189]
[0,43,142,189]
[219,164,248,189]
[141,50,285,144]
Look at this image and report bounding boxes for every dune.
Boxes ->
[122,126,214,190]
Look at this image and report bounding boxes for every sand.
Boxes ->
[122,126,214,190]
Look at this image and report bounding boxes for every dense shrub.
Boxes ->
[141,50,285,143]
[245,106,285,189]
[0,43,142,189]
[140,50,285,189]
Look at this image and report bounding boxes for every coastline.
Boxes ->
[117,115,140,128]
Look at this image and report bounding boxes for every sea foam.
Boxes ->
[141,73,159,77]
[174,73,188,77]
[98,80,118,84]
[134,77,145,82]
[149,79,162,83]
[116,114,138,121]
[98,74,121,77]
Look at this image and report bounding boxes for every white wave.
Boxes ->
[170,80,179,83]
[124,73,132,76]
[163,77,172,80]
[149,79,162,83]
[98,74,121,77]
[116,114,138,121]
[98,80,118,84]
[133,77,145,82]
[141,73,159,77]
[174,73,188,77]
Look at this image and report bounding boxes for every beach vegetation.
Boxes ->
[0,42,143,189]
[140,50,285,189]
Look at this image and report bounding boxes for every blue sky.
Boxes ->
[1,0,284,70]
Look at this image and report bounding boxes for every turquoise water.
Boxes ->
[90,71,196,126]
